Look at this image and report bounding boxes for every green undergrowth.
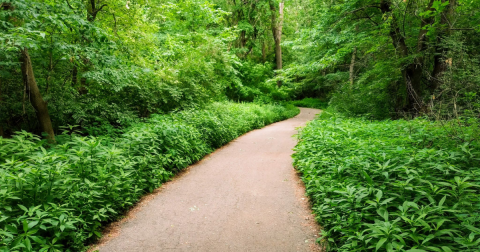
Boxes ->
[0,102,299,252]
[290,98,328,109]
[293,113,480,251]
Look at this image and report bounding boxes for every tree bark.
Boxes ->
[0,75,3,138]
[349,47,356,88]
[270,1,284,87]
[380,0,435,113]
[262,41,266,62]
[20,48,56,142]
[86,0,106,22]
[72,65,78,86]
[240,30,246,48]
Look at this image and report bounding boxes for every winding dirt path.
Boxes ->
[96,108,322,252]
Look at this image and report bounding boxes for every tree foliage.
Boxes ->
[281,0,480,118]
[0,0,249,136]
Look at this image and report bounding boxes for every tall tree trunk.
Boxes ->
[0,75,3,138]
[270,1,284,87]
[20,48,56,142]
[72,65,78,86]
[349,47,357,88]
[262,41,266,62]
[380,0,435,113]
[240,30,247,50]
[86,0,106,22]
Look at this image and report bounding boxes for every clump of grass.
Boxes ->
[0,102,299,251]
[293,113,480,251]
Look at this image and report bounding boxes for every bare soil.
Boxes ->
[93,108,322,252]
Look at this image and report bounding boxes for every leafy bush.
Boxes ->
[0,102,299,252]
[0,0,242,136]
[293,113,480,251]
[290,98,328,109]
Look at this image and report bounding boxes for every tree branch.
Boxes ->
[66,0,75,10]
[328,5,382,31]
[450,28,475,31]
[94,4,107,15]
[352,13,379,26]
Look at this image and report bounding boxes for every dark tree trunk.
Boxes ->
[86,0,106,22]
[262,41,266,62]
[380,0,435,113]
[0,75,3,138]
[240,30,246,48]
[20,48,56,142]
[349,47,356,88]
[270,1,284,87]
[72,65,78,86]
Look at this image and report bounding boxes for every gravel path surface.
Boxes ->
[97,108,322,252]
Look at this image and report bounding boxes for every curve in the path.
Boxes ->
[97,108,322,252]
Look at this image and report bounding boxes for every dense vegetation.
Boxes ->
[2,0,479,135]
[282,0,480,119]
[1,0,480,251]
[294,112,480,251]
[288,2,480,250]
[0,102,298,251]
[290,98,328,109]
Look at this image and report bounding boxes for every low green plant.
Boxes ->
[293,113,480,251]
[290,98,328,109]
[0,102,299,251]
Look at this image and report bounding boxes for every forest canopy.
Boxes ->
[1,0,479,138]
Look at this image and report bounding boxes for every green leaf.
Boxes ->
[376,238,387,251]
[377,207,389,221]
[422,234,435,245]
[376,190,383,202]
[438,195,446,207]
[441,246,452,252]
[362,170,373,185]
[27,221,38,230]
[24,237,32,250]
[18,205,28,212]
[23,220,28,233]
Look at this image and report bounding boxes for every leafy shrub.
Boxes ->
[0,102,299,251]
[293,113,480,251]
[290,98,328,109]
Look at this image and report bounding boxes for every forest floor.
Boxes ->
[91,108,322,252]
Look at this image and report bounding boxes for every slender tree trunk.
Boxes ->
[270,1,284,87]
[86,0,106,22]
[72,65,78,86]
[20,48,55,142]
[349,47,356,88]
[0,75,3,138]
[262,41,266,62]
[240,30,246,48]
